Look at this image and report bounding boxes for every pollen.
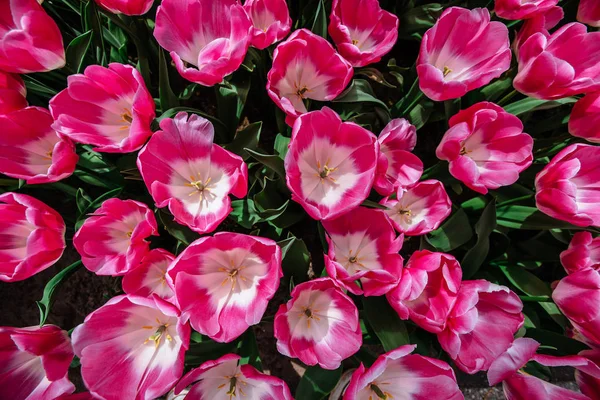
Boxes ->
[316,160,338,184]
[142,321,172,348]
[219,262,248,292]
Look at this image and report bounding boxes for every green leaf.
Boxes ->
[462,199,497,278]
[77,187,123,221]
[360,199,388,210]
[237,329,262,370]
[274,134,291,160]
[362,296,410,351]
[400,3,443,35]
[310,0,328,39]
[158,107,228,132]
[226,122,262,160]
[355,67,397,88]
[333,79,390,111]
[496,205,580,230]
[229,199,261,229]
[66,30,93,73]
[75,188,92,214]
[504,97,577,116]
[426,209,473,252]
[278,235,310,284]
[37,261,83,326]
[158,209,200,245]
[296,365,342,400]
[526,328,590,355]
[158,48,180,112]
[245,148,286,178]
[408,100,434,130]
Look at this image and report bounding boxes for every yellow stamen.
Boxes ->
[443,66,452,77]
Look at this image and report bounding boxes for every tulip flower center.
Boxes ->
[345,249,366,271]
[352,39,359,45]
[300,306,321,328]
[219,260,248,292]
[443,66,452,77]
[142,320,173,349]
[317,161,338,183]
[120,108,133,129]
[296,85,310,99]
[185,175,215,203]
[369,383,390,399]
[219,373,247,398]
[460,146,470,156]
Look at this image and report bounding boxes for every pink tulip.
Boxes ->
[50,63,155,153]
[535,144,600,227]
[73,198,158,276]
[173,354,293,399]
[387,250,462,333]
[514,23,600,100]
[553,268,600,346]
[495,0,558,20]
[137,112,248,234]
[167,232,282,343]
[513,6,563,53]
[0,71,27,114]
[436,102,533,195]
[328,0,399,67]
[577,350,600,400]
[560,231,600,275]
[0,107,78,184]
[0,192,65,282]
[578,0,600,27]
[122,248,176,301]
[322,207,403,296]
[274,277,362,370]
[569,91,600,143]
[381,180,452,236]
[487,338,600,400]
[438,280,524,374]
[374,118,423,196]
[154,0,252,86]
[244,0,292,50]
[285,107,379,221]
[0,0,65,73]
[344,345,463,400]
[58,394,95,400]
[0,325,74,400]
[95,0,154,15]
[267,29,353,125]
[72,295,190,400]
[417,7,511,101]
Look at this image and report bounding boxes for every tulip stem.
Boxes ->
[496,194,534,207]
[497,89,519,106]
[519,295,553,302]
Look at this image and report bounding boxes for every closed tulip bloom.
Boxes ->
[513,6,564,55]
[285,107,379,221]
[387,250,462,333]
[535,144,600,227]
[381,180,452,236]
[95,0,154,15]
[436,102,533,194]
[274,278,362,370]
[154,0,252,86]
[72,295,190,400]
[244,0,292,50]
[0,0,65,73]
[417,7,511,101]
[488,338,600,400]
[578,0,600,27]
[514,23,600,100]
[137,112,248,234]
[73,198,158,276]
[328,0,399,67]
[438,280,524,374]
[495,0,558,20]
[0,325,74,400]
[553,269,600,347]
[322,207,403,296]
[344,345,464,400]
[0,193,65,282]
[267,29,353,125]
[560,231,600,275]
[374,118,423,196]
[0,107,78,184]
[167,233,282,343]
[173,354,293,400]
[122,248,176,301]
[569,91,600,143]
[0,71,27,114]
[50,63,155,153]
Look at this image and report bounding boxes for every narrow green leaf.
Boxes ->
[362,296,410,351]
[504,97,577,116]
[462,199,497,278]
[274,134,291,160]
[237,329,262,370]
[158,209,200,245]
[75,188,92,214]
[296,365,342,400]
[37,261,83,326]
[360,199,388,210]
[66,30,93,73]
[526,328,589,355]
[426,209,473,251]
[158,48,180,112]
[226,122,262,160]
[229,199,261,229]
[278,235,310,284]
[310,0,328,39]
[496,205,580,230]
[333,79,390,111]
[245,148,286,178]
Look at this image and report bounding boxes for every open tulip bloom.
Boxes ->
[122,248,176,301]
[137,112,248,234]
[344,345,463,400]
[322,207,403,296]
[560,231,600,275]
[50,63,155,153]
[173,354,293,400]
[167,232,282,343]
[0,192,66,282]
[73,198,159,276]
[244,0,292,50]
[285,107,379,221]
[495,0,558,21]
[267,29,353,125]
[328,0,399,67]
[95,0,155,16]
[513,6,564,55]
[0,325,74,400]
[72,295,190,400]
[154,0,252,86]
[274,278,362,370]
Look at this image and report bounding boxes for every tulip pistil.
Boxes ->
[443,66,452,77]
[142,320,172,348]
[218,373,247,399]
[300,306,320,328]
[120,108,133,130]
[186,175,213,202]
[219,262,248,292]
[316,161,338,184]
[369,383,390,399]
